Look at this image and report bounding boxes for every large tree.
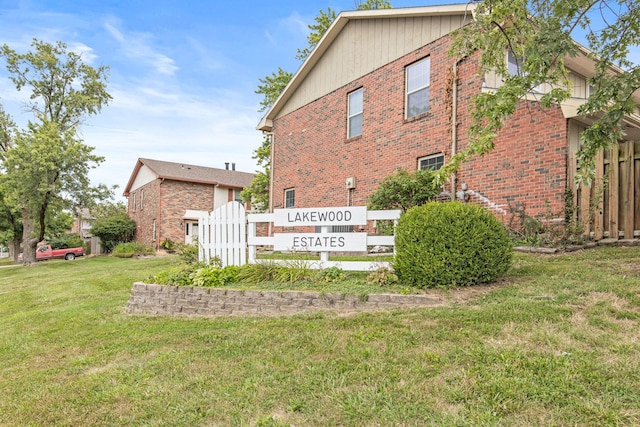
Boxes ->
[0,105,22,261]
[0,40,112,264]
[444,0,640,184]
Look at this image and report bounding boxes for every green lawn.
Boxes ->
[1,248,639,426]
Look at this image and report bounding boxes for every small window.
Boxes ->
[418,154,444,171]
[507,50,523,76]
[140,189,145,210]
[348,88,363,138]
[284,188,295,208]
[406,57,430,119]
[132,193,136,212]
[152,219,157,242]
[234,189,243,203]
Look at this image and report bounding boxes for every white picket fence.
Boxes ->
[199,202,401,271]
[198,201,246,267]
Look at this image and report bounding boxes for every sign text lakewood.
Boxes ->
[273,206,367,251]
[274,206,367,227]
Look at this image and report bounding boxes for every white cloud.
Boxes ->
[103,20,178,76]
[69,42,98,64]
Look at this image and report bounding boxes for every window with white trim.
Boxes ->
[152,219,157,241]
[234,189,243,203]
[140,189,145,210]
[284,188,295,208]
[132,193,136,212]
[406,57,430,119]
[418,154,444,171]
[348,88,363,138]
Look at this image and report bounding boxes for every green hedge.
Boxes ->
[394,201,513,288]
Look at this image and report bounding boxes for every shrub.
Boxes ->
[49,233,85,250]
[175,243,199,264]
[237,259,314,284]
[238,261,282,282]
[90,214,136,253]
[146,263,201,286]
[366,266,398,287]
[159,239,176,253]
[190,265,240,287]
[316,266,346,283]
[394,201,512,288]
[112,242,155,258]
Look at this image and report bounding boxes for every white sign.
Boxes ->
[273,233,367,252]
[274,206,367,227]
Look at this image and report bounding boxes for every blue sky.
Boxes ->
[0,0,460,200]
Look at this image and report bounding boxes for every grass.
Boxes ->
[1,247,640,426]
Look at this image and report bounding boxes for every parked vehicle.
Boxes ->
[18,244,85,262]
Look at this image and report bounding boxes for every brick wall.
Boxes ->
[126,282,442,317]
[271,33,569,221]
[158,180,215,244]
[128,180,161,247]
[128,179,216,248]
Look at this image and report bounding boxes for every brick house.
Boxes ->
[123,158,254,248]
[258,5,640,240]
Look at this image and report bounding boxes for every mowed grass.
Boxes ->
[1,247,639,426]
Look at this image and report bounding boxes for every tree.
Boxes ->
[296,8,337,61]
[255,68,293,113]
[356,0,392,10]
[443,0,640,185]
[0,107,21,261]
[240,134,271,212]
[296,1,393,61]
[0,39,112,264]
[0,176,22,262]
[90,202,136,253]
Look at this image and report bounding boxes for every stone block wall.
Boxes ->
[126,282,442,317]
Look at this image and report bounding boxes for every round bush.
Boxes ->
[394,201,513,288]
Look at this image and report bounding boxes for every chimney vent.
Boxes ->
[232,163,236,171]
[225,162,229,170]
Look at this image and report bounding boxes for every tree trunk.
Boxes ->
[9,238,20,263]
[20,209,39,265]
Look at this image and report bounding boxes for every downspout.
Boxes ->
[267,132,275,236]
[451,59,460,201]
[158,178,164,252]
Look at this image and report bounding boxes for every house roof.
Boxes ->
[123,158,254,196]
[257,3,476,132]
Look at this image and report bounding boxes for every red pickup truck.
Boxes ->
[19,244,85,261]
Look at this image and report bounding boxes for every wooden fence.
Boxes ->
[571,140,640,240]
[198,202,246,266]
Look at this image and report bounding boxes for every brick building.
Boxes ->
[123,158,254,248]
[258,5,640,239]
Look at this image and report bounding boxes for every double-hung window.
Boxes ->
[284,188,295,208]
[406,57,430,119]
[347,88,363,138]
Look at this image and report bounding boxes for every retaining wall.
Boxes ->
[126,282,442,317]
